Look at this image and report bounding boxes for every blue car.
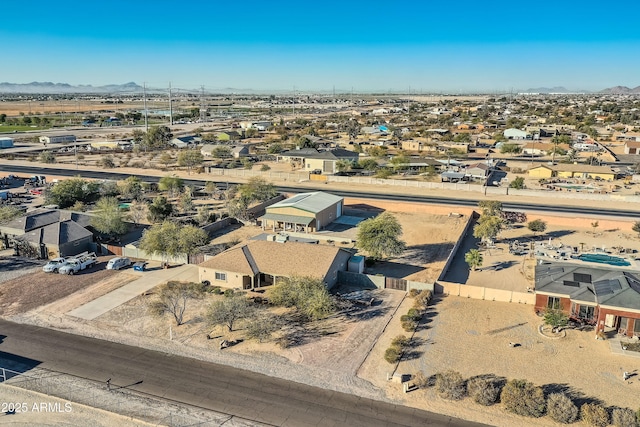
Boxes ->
[133,262,147,272]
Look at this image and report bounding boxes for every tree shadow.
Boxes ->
[402,337,425,360]
[545,230,576,239]
[396,243,455,264]
[482,260,518,271]
[277,314,344,348]
[541,383,604,407]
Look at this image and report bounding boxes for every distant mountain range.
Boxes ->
[523,86,588,94]
[598,85,640,94]
[1,81,640,95]
[0,81,144,94]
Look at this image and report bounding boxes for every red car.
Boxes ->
[29,188,43,196]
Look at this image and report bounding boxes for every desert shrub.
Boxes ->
[408,288,420,298]
[406,308,422,321]
[400,315,417,332]
[466,377,500,406]
[413,371,430,388]
[223,289,235,298]
[547,393,578,424]
[413,290,432,309]
[581,403,609,427]
[391,335,409,349]
[637,407,640,425]
[384,347,400,364]
[260,164,271,172]
[211,287,222,295]
[612,408,637,427]
[435,370,466,400]
[500,379,546,417]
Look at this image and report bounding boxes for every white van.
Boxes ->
[106,257,131,271]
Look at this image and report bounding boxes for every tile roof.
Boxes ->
[199,240,350,279]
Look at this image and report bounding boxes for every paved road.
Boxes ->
[1,164,639,218]
[0,320,487,426]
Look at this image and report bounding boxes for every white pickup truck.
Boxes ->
[58,252,97,275]
[43,257,69,273]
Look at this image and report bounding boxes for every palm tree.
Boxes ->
[465,249,483,271]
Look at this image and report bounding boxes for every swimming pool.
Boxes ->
[577,253,631,267]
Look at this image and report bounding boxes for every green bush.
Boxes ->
[223,289,235,298]
[406,308,422,321]
[612,408,637,427]
[547,393,578,424]
[400,316,417,332]
[435,370,466,400]
[466,377,500,406]
[581,403,609,427]
[391,335,409,349]
[211,287,222,295]
[384,347,400,364]
[500,379,546,418]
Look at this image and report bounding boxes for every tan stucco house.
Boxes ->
[198,240,352,290]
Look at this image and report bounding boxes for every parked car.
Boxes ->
[133,262,147,272]
[59,252,97,275]
[106,257,131,271]
[43,257,69,273]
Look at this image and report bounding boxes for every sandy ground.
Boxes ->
[358,295,640,427]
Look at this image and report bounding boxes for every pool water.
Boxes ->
[554,184,597,191]
[577,253,631,266]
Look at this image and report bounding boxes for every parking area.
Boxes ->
[0,256,119,316]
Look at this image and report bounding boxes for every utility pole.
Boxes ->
[200,86,206,123]
[143,82,148,132]
[168,82,173,126]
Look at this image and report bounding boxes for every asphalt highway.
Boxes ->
[1,164,638,218]
[0,319,487,426]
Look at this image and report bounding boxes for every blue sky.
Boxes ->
[3,0,640,92]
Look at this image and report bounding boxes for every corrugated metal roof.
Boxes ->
[267,192,342,214]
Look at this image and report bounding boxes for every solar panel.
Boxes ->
[625,273,640,294]
[563,280,580,287]
[609,279,622,291]
[574,273,592,283]
[593,280,613,296]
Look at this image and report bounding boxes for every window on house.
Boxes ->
[578,305,595,320]
[215,272,227,281]
[547,296,561,309]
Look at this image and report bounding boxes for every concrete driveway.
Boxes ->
[67,264,199,320]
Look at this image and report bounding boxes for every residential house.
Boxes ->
[259,191,343,233]
[465,162,491,180]
[0,208,94,258]
[522,142,571,156]
[277,148,359,174]
[527,164,617,181]
[624,141,640,155]
[535,263,640,338]
[504,128,531,140]
[231,146,250,158]
[198,239,352,290]
[169,136,201,149]
[216,131,242,142]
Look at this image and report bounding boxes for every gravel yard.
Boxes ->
[0,257,118,316]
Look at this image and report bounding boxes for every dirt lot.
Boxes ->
[0,257,120,316]
[359,295,640,427]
